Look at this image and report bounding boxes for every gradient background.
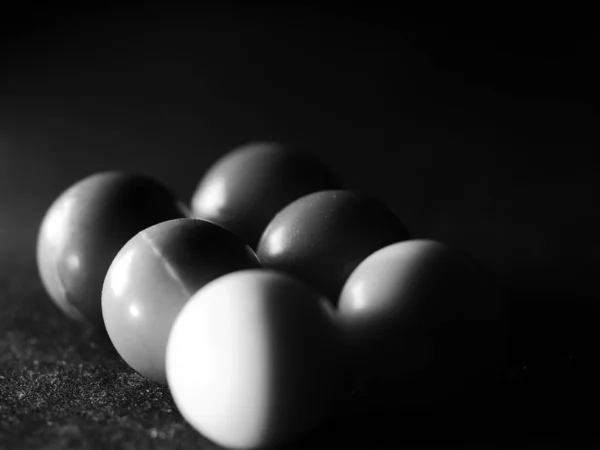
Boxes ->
[1,4,598,302]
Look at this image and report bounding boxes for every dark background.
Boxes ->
[1,2,599,449]
[1,3,598,298]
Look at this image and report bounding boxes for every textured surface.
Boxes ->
[0,263,209,450]
[2,259,600,449]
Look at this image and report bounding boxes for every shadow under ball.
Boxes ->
[102,218,261,385]
[257,190,410,304]
[36,171,188,328]
[191,142,341,249]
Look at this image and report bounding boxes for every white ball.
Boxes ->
[166,269,344,449]
[338,239,508,410]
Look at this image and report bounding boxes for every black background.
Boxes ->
[1,3,598,299]
[1,3,599,448]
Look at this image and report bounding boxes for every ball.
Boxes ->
[167,269,344,449]
[191,142,341,249]
[337,239,509,411]
[102,218,260,384]
[36,171,187,327]
[256,190,410,304]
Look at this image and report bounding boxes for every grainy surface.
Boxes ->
[0,264,208,450]
[2,259,600,449]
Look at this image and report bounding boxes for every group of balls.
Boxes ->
[36,142,508,449]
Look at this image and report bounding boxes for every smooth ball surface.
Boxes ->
[338,240,508,410]
[167,269,344,450]
[257,190,410,304]
[102,218,260,384]
[36,171,187,327]
[191,142,341,248]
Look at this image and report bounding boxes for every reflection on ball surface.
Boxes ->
[338,239,508,410]
[191,142,341,248]
[36,171,187,327]
[102,218,260,384]
[167,269,343,449]
[257,190,410,304]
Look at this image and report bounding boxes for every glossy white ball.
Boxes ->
[166,269,344,449]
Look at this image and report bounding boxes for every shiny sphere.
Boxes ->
[167,269,344,449]
[257,190,410,304]
[338,240,508,411]
[102,218,260,384]
[191,142,341,248]
[36,171,187,327]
